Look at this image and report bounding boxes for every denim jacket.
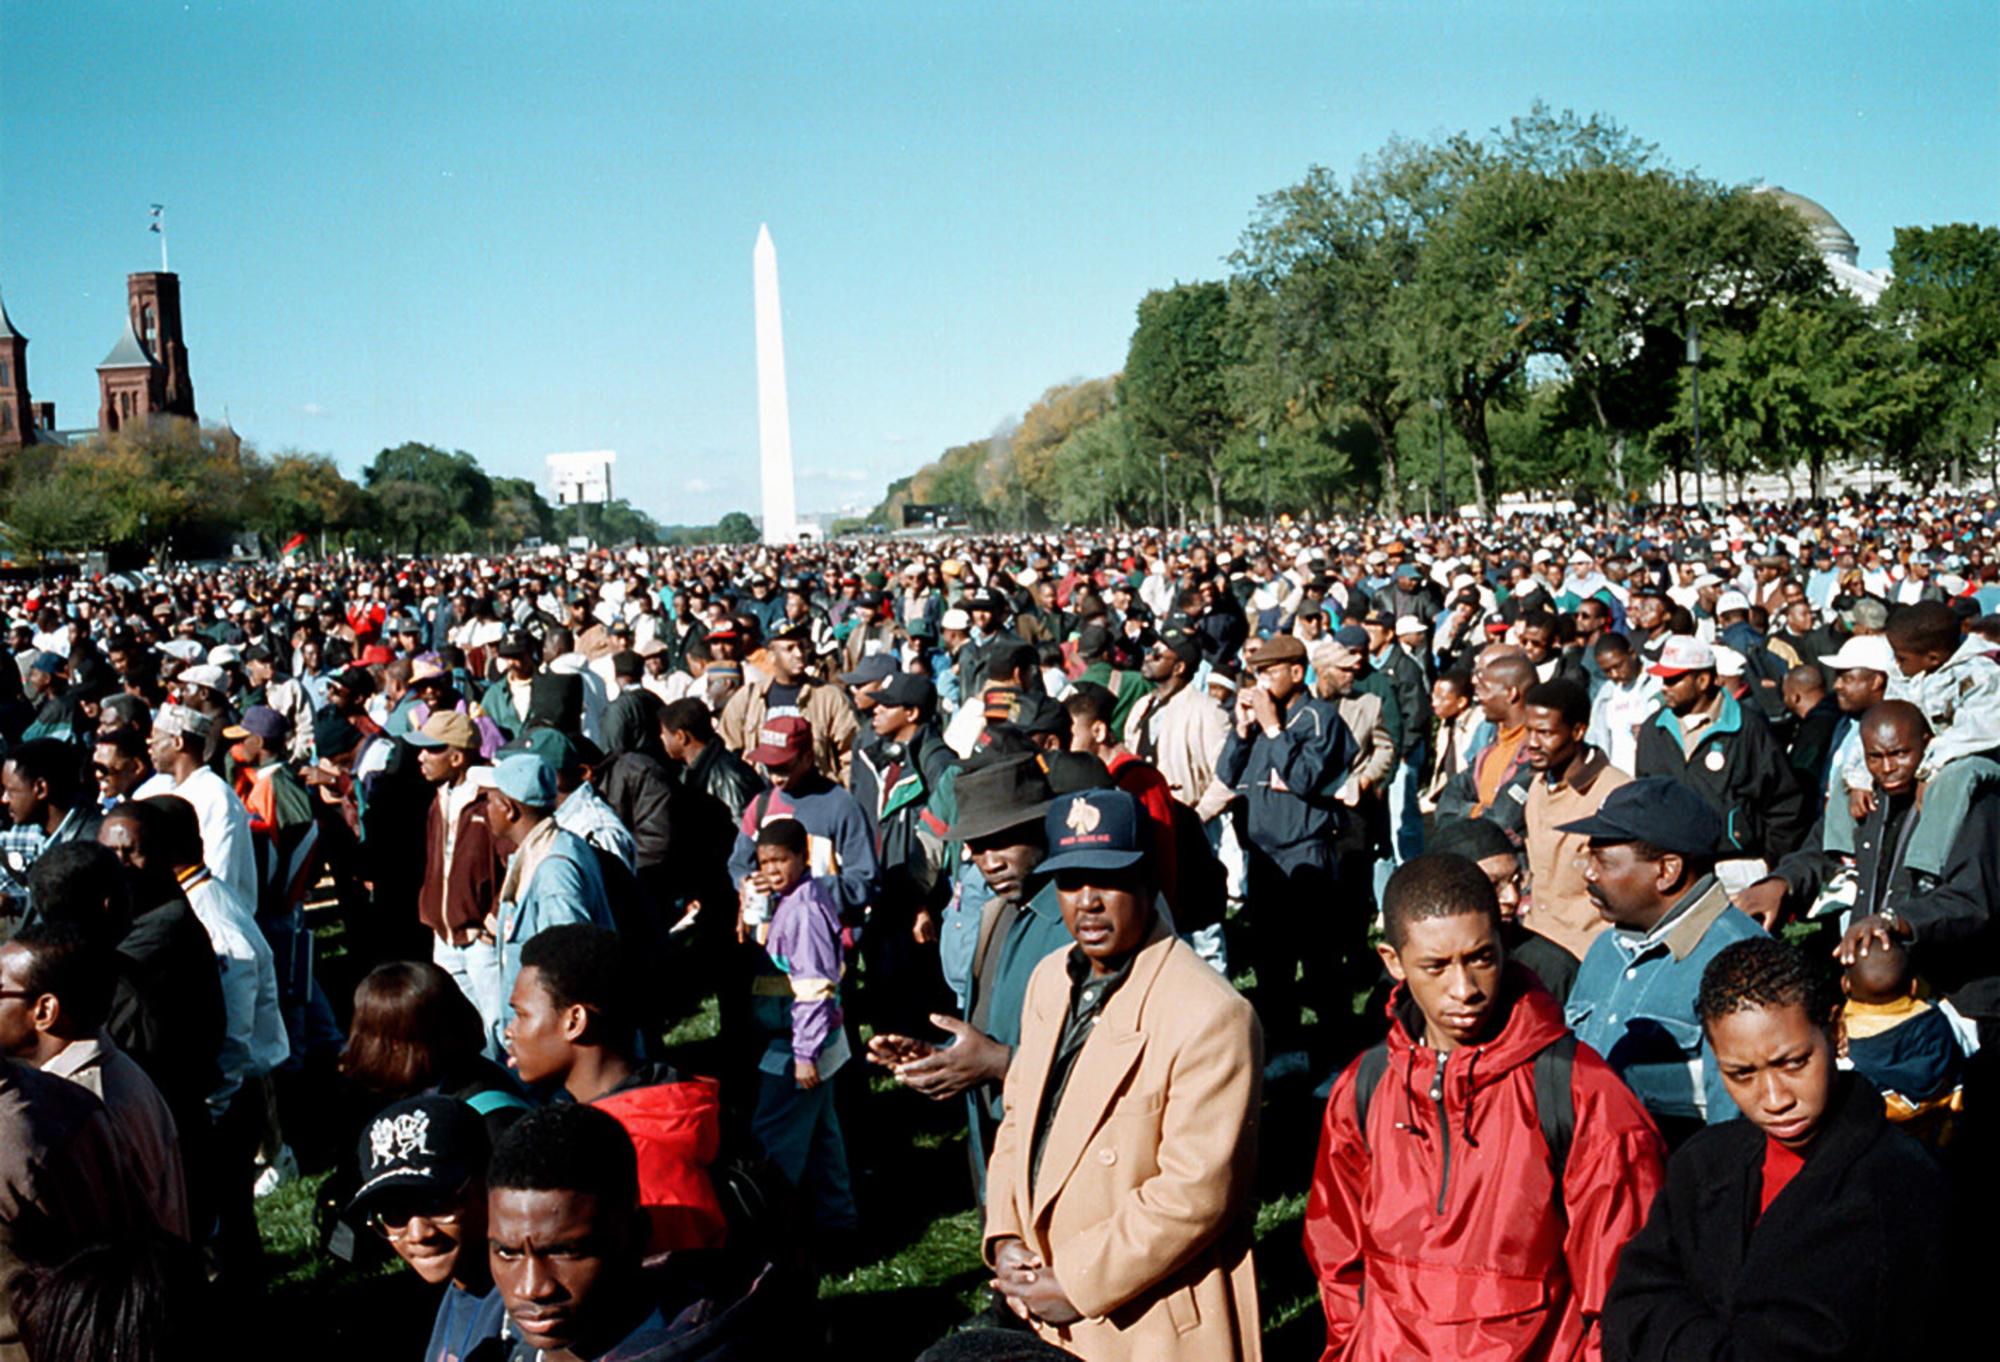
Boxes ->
[1567,876,1766,1126]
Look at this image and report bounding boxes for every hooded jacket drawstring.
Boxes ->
[1395,1047,1424,1139]
[1460,1048,1481,1148]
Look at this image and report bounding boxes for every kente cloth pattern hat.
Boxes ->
[1821,634,1896,673]
[947,753,1054,843]
[405,709,482,753]
[345,1096,490,1223]
[223,704,290,744]
[1249,634,1307,669]
[177,663,229,693]
[155,703,216,740]
[839,654,898,686]
[1555,775,1723,858]
[875,673,935,710]
[492,752,558,809]
[982,684,1024,724]
[1648,635,1717,676]
[1038,788,1147,875]
[747,714,813,767]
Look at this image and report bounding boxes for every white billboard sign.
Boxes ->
[546,450,617,506]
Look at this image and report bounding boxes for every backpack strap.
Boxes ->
[464,1088,530,1117]
[1534,1033,1578,1213]
[1351,1041,1392,1149]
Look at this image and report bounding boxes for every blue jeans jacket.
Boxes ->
[1567,877,1766,1126]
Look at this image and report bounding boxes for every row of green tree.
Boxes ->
[863,106,2000,529]
[0,426,761,562]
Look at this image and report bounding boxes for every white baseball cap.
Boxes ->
[1821,634,1896,674]
[1648,635,1717,676]
[1715,590,1753,615]
[1395,615,1427,637]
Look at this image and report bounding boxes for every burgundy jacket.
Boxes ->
[417,786,506,937]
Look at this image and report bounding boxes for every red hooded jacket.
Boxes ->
[1304,971,1665,1362]
[593,1067,728,1255]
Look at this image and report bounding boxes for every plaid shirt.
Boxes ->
[0,807,89,914]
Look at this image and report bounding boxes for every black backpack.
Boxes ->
[1351,1033,1578,1214]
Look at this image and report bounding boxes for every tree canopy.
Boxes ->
[855,104,1996,529]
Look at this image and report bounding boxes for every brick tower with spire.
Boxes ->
[98,271,196,433]
[0,286,29,451]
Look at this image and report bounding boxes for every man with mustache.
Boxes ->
[1560,778,1769,1149]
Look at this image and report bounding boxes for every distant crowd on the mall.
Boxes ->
[0,489,1993,1360]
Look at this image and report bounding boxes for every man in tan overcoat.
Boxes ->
[977,788,1264,1361]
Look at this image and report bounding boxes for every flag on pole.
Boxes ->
[280,531,308,558]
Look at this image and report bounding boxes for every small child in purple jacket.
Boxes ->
[749,818,857,1233]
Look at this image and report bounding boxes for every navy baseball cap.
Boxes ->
[875,673,935,710]
[1555,776,1722,858]
[1038,789,1147,875]
[839,654,898,687]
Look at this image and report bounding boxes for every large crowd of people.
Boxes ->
[0,487,1993,1360]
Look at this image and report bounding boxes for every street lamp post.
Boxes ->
[1430,397,1447,521]
[1158,448,1170,532]
[1258,431,1272,521]
[1686,319,1704,508]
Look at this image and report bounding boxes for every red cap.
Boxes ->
[747,715,813,767]
[359,644,395,666]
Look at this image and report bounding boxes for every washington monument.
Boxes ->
[753,223,799,544]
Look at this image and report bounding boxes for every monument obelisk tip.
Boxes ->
[753,224,799,544]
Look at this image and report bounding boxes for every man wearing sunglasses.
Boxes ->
[347,1094,505,1362]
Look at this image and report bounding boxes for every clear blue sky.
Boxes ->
[4,1,1994,525]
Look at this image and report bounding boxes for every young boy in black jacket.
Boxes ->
[1603,936,1956,1360]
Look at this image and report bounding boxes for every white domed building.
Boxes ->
[1751,186,1891,305]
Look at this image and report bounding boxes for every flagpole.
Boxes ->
[149,204,169,271]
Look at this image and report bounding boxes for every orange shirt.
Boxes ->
[1473,723,1528,814]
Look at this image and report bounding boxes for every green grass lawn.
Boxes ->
[258,918,1341,1359]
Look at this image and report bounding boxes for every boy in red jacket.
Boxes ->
[503,923,726,1255]
[1304,853,1665,1361]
